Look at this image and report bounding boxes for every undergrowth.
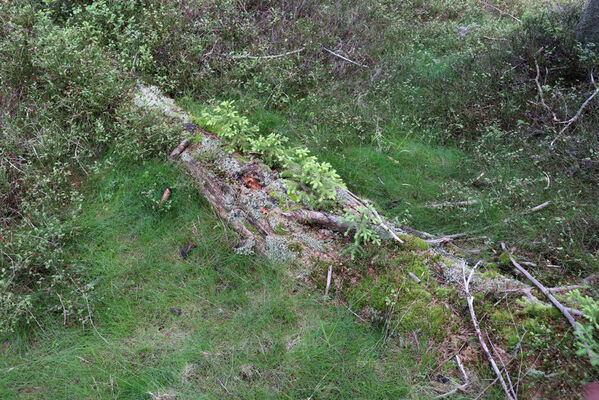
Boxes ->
[2,0,599,397]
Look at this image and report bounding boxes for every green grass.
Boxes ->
[0,161,438,399]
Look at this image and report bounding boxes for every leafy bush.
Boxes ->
[510,5,597,84]
[193,100,259,152]
[0,2,178,333]
[280,148,345,208]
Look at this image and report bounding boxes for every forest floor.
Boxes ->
[1,0,598,398]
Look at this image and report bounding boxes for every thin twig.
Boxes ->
[533,55,560,123]
[463,261,516,400]
[426,199,479,208]
[508,252,597,364]
[24,306,44,332]
[484,1,521,22]
[435,355,469,398]
[366,204,404,244]
[231,47,305,60]
[322,46,369,68]
[436,201,552,241]
[533,56,599,148]
[486,331,517,398]
[550,77,599,148]
[324,264,333,297]
[57,293,67,326]
[84,294,109,344]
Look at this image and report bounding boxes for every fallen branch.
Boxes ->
[508,254,578,329]
[426,200,479,209]
[408,271,421,284]
[366,204,404,244]
[484,1,521,22]
[528,201,551,213]
[435,201,552,241]
[507,250,597,364]
[322,46,369,68]
[169,138,190,159]
[481,35,508,41]
[473,328,528,400]
[231,47,305,60]
[426,233,468,244]
[487,331,516,397]
[463,261,516,400]
[533,54,560,123]
[550,75,599,148]
[159,188,171,208]
[533,57,599,148]
[503,287,586,317]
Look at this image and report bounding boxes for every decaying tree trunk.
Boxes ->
[576,0,599,47]
[133,85,534,294]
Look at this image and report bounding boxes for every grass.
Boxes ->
[0,160,439,399]
[2,0,598,397]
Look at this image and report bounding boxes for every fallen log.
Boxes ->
[132,85,538,295]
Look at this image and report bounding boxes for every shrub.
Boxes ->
[0,3,178,333]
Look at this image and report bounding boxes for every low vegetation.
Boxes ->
[1,0,598,398]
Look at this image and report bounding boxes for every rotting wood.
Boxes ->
[134,84,544,295]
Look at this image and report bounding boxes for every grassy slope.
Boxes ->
[1,161,438,399]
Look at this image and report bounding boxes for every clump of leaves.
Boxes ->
[280,148,345,208]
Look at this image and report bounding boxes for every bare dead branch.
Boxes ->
[533,55,560,123]
[366,204,404,244]
[426,200,479,208]
[529,201,551,213]
[231,47,305,60]
[322,46,369,68]
[408,271,421,284]
[463,261,516,400]
[550,78,599,147]
[483,2,521,22]
[508,252,597,364]
[435,355,469,399]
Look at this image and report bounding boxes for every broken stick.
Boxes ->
[508,254,597,365]
[463,261,517,400]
